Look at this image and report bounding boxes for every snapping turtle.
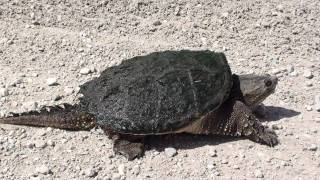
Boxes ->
[0,50,278,160]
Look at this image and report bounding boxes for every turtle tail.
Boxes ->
[0,104,96,130]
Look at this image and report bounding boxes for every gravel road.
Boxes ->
[0,0,319,179]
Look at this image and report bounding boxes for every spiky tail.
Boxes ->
[0,104,96,130]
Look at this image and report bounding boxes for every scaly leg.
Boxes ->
[111,134,145,161]
[204,100,278,146]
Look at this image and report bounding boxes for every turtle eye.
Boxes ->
[265,80,272,87]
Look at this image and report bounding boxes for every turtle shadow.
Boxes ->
[259,106,300,122]
[145,133,241,151]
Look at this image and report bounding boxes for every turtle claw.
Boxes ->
[256,128,279,147]
[113,139,144,161]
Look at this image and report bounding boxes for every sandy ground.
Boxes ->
[0,0,320,179]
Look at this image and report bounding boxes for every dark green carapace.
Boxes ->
[80,50,232,134]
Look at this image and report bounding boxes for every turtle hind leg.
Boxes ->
[112,135,145,160]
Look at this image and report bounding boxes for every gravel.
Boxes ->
[0,0,319,179]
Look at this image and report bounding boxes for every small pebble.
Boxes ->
[276,4,284,12]
[221,12,229,18]
[80,68,92,75]
[209,149,217,157]
[306,105,313,111]
[36,129,47,136]
[213,170,221,176]
[221,159,228,164]
[112,173,122,180]
[303,69,313,79]
[47,140,55,147]
[164,147,177,157]
[314,95,320,112]
[153,20,162,26]
[0,88,9,97]
[286,65,294,73]
[25,141,35,148]
[281,161,290,167]
[46,78,58,86]
[306,81,313,87]
[233,165,240,169]
[207,163,216,170]
[132,165,140,175]
[64,87,74,95]
[22,101,38,111]
[272,124,283,130]
[36,165,51,175]
[271,68,281,75]
[84,167,97,177]
[289,71,298,77]
[54,95,63,101]
[307,144,318,151]
[254,170,264,178]
[35,141,47,149]
[118,164,126,175]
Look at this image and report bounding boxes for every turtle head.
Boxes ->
[233,74,278,107]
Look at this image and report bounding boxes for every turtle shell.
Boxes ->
[79,50,233,134]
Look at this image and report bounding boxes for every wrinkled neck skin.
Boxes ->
[229,74,245,102]
[230,74,278,108]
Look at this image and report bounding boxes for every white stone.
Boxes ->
[254,170,264,178]
[221,159,228,164]
[80,68,91,75]
[287,65,294,73]
[35,141,47,149]
[64,87,74,95]
[306,105,313,111]
[306,81,313,87]
[25,141,35,148]
[46,78,57,86]
[303,69,313,79]
[209,149,217,157]
[307,144,318,151]
[0,88,9,97]
[47,140,55,147]
[207,163,216,170]
[112,173,122,180]
[84,168,97,177]
[118,164,126,175]
[132,165,140,175]
[36,165,51,175]
[271,68,281,75]
[289,71,298,77]
[164,147,177,157]
[22,101,38,111]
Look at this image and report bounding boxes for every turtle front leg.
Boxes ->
[205,100,278,146]
[230,101,278,146]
